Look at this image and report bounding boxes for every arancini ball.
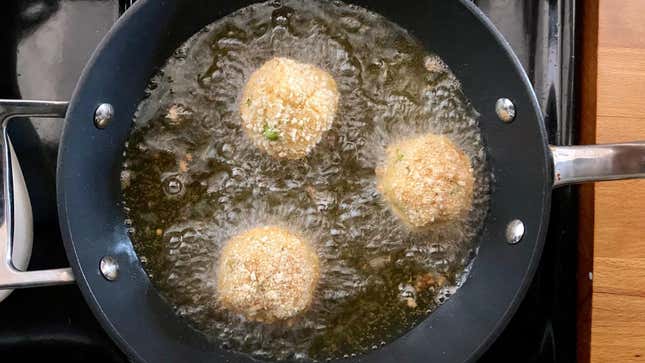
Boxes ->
[216,225,320,322]
[239,57,339,160]
[375,133,474,229]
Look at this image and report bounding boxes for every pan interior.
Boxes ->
[57,0,553,362]
[121,0,490,360]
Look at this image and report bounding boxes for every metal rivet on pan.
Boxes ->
[100,256,119,281]
[94,103,114,129]
[505,219,525,244]
[164,177,183,195]
[495,98,516,123]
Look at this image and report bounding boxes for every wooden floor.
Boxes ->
[581,0,645,361]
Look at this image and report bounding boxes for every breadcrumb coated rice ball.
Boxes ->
[239,57,340,159]
[375,133,474,229]
[216,226,320,322]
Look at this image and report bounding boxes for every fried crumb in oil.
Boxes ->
[165,104,192,125]
[415,272,447,291]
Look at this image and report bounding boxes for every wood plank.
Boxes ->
[594,180,645,260]
[597,0,645,49]
[587,0,645,362]
[590,293,645,362]
[594,257,645,297]
[597,116,645,143]
[597,48,645,118]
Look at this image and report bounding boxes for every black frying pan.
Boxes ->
[0,1,643,362]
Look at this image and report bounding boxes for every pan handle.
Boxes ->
[551,142,645,188]
[0,100,75,289]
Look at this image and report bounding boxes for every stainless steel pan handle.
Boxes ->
[0,100,75,289]
[551,143,645,188]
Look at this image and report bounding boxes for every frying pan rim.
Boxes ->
[56,0,553,362]
[57,3,150,363]
[455,2,552,361]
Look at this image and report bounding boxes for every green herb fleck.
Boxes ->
[246,98,252,107]
[263,124,280,141]
[396,149,405,162]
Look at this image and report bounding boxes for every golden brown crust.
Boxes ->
[216,226,320,322]
[375,133,474,229]
[239,57,339,159]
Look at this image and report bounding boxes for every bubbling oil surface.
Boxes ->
[121,0,490,360]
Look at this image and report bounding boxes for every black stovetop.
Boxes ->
[0,1,578,362]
